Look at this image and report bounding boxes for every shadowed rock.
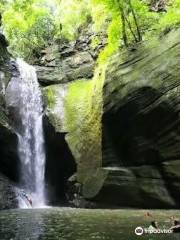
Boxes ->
[99,28,180,208]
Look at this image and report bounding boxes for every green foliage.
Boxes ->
[98,16,121,63]
[153,0,180,33]
[90,36,101,49]
[0,0,180,59]
[0,0,9,11]
[92,0,180,62]
[2,0,54,59]
[54,0,91,40]
[92,0,149,61]
[46,87,56,108]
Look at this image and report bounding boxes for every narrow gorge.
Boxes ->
[0,0,180,239]
[1,26,180,210]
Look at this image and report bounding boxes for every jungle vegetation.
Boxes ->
[0,0,180,61]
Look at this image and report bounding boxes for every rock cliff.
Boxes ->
[39,27,180,208]
[40,27,106,204]
[0,33,19,209]
[100,28,180,208]
[1,24,180,209]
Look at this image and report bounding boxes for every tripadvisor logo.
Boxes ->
[135,226,173,235]
[135,227,144,236]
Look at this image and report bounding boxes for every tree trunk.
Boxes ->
[121,11,128,47]
[128,0,142,41]
[124,15,138,42]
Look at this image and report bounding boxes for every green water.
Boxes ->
[0,208,179,240]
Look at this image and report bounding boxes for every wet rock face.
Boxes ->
[0,173,18,210]
[35,26,106,86]
[99,28,180,208]
[0,35,18,180]
[35,48,95,86]
[0,124,19,182]
[0,35,19,185]
[43,117,76,205]
[0,33,19,209]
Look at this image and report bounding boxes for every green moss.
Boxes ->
[64,66,106,194]
[43,84,67,132]
[90,36,101,50]
[46,87,56,109]
[42,46,110,198]
[163,160,180,179]
[82,168,108,198]
[64,79,93,132]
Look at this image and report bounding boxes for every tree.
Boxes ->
[0,0,180,60]
[118,0,142,45]
[2,0,54,59]
[92,0,142,47]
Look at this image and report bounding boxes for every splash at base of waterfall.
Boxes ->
[18,191,46,209]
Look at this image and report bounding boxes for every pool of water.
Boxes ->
[0,208,179,240]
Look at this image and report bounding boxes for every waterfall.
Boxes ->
[6,59,46,208]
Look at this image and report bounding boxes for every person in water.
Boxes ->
[144,212,158,231]
[145,211,153,218]
[148,221,159,231]
[21,191,33,207]
[170,220,180,233]
[27,196,32,207]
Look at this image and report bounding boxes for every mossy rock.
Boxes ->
[162,160,180,180]
[43,65,106,198]
[82,168,108,199]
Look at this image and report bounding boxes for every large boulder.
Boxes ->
[99,28,180,208]
[43,77,105,205]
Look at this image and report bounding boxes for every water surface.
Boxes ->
[0,208,179,240]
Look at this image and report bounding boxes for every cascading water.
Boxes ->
[6,58,46,208]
